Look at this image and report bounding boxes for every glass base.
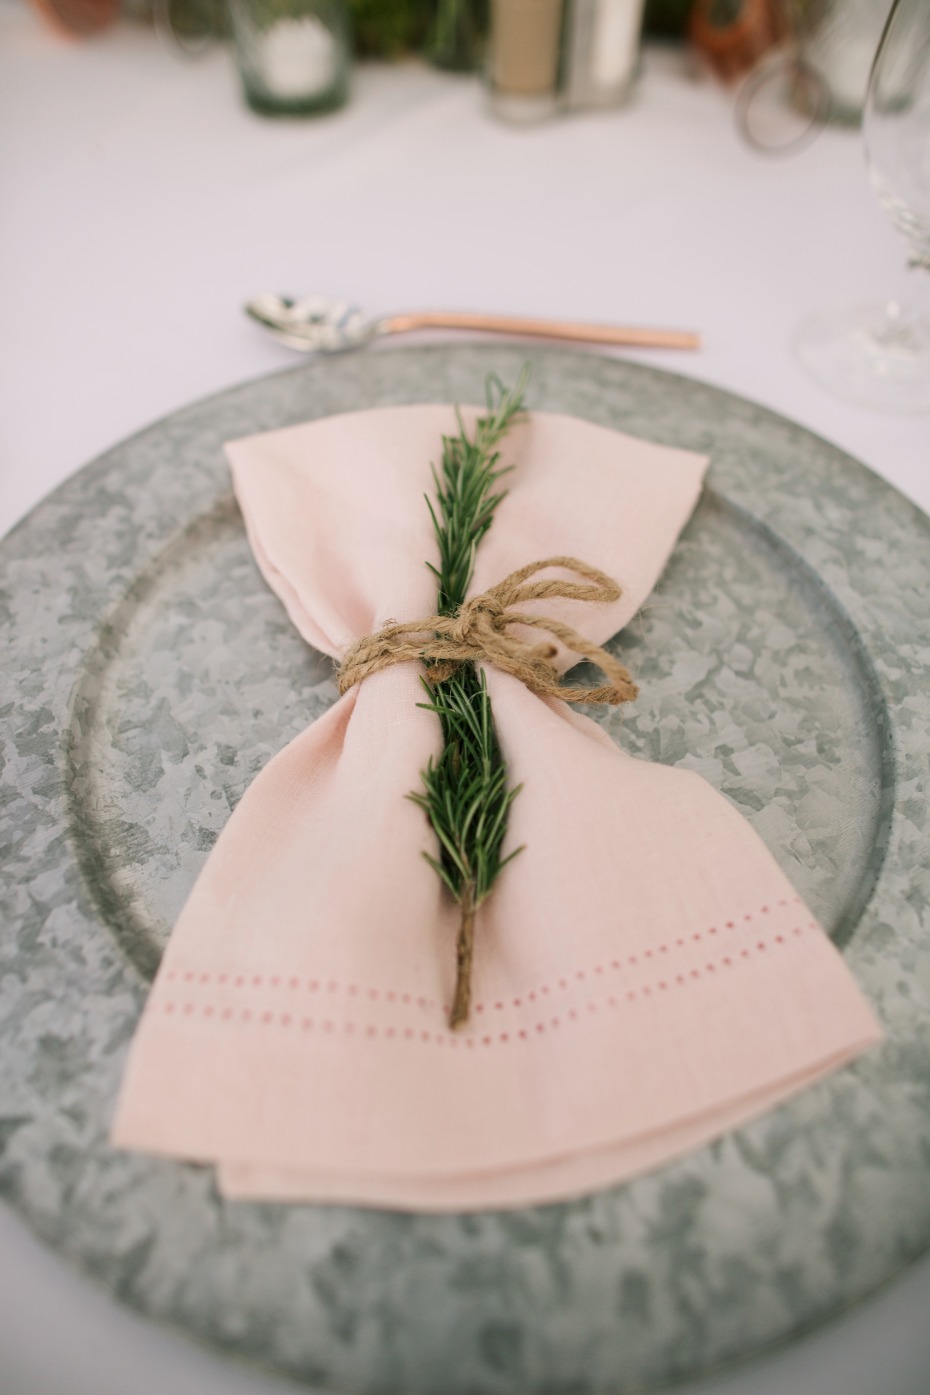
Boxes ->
[795,301,930,413]
[488,89,559,123]
[241,80,346,116]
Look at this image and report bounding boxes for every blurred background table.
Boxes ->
[1,1,929,1392]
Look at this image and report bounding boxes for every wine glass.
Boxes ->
[795,0,930,412]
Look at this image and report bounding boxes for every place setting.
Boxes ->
[2,4,930,1395]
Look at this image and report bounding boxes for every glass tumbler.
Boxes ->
[796,0,894,123]
[228,0,350,116]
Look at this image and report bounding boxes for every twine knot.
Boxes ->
[337,556,638,707]
[448,592,506,644]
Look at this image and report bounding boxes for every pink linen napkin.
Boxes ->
[111,405,882,1211]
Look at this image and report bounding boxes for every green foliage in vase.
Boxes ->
[235,0,350,32]
[425,0,487,70]
[163,0,227,37]
[643,0,694,37]
[348,0,432,55]
[163,0,692,53]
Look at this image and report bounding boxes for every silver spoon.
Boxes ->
[245,293,701,353]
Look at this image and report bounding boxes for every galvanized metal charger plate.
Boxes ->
[1,344,929,1394]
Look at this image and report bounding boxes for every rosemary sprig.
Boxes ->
[409,371,528,1029]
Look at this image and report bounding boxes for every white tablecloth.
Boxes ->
[1,3,929,1392]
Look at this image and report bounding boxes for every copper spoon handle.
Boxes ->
[382,310,701,351]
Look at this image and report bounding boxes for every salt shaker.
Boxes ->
[486,0,566,122]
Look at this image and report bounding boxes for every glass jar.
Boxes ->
[228,0,351,116]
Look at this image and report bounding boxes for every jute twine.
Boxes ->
[337,556,638,706]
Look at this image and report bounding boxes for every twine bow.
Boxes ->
[337,556,638,705]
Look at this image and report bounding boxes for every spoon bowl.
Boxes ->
[245,294,380,352]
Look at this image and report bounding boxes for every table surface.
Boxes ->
[2,4,929,1393]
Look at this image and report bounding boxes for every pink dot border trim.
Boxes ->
[158,917,812,1049]
[160,895,805,1017]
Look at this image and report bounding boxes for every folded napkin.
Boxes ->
[111,405,882,1211]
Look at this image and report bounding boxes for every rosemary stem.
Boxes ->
[450,881,476,1031]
